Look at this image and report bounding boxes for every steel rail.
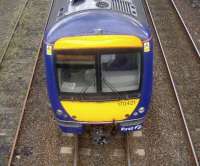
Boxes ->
[7,45,42,166]
[170,0,200,58]
[0,0,30,65]
[73,135,79,166]
[125,134,132,166]
[144,0,199,165]
[7,0,55,165]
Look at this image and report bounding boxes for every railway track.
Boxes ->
[144,0,200,165]
[6,0,199,166]
[170,0,200,58]
[0,0,52,165]
[0,0,29,62]
[6,0,54,165]
[0,0,29,64]
[73,135,79,166]
[72,133,132,166]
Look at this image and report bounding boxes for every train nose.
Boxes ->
[60,99,140,122]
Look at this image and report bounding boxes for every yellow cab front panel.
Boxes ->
[54,35,142,123]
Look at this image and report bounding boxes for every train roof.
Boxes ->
[45,0,151,43]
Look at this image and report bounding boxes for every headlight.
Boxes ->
[138,107,145,114]
[56,109,64,116]
[56,109,68,119]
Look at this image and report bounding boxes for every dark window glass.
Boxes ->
[56,55,96,93]
[56,51,141,96]
[101,52,141,92]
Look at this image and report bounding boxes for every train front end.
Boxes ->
[44,10,153,134]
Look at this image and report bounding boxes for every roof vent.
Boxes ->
[96,1,109,8]
[111,0,138,17]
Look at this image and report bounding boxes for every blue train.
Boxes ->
[44,0,153,134]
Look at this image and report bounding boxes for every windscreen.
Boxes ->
[56,51,142,95]
[56,55,96,93]
[101,52,141,92]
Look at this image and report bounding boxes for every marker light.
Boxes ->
[133,111,139,116]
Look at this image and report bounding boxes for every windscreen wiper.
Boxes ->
[81,79,96,94]
[102,76,122,100]
[79,76,122,100]
[78,79,96,100]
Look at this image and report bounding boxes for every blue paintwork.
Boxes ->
[119,39,153,132]
[45,11,150,43]
[43,10,153,134]
[59,125,83,134]
[129,40,153,119]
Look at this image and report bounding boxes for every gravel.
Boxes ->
[9,0,199,165]
[0,0,27,57]
[146,0,200,162]
[0,0,51,165]
[12,57,75,166]
[173,0,200,53]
